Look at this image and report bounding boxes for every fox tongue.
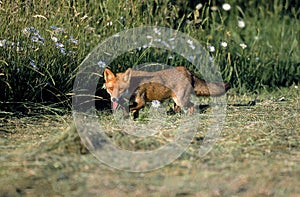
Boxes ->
[112,101,119,110]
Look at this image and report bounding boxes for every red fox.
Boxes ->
[104,66,230,118]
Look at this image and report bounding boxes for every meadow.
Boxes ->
[0,0,299,196]
[0,0,299,108]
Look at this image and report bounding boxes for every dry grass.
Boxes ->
[0,86,299,196]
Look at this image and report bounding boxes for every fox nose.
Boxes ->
[111,97,118,102]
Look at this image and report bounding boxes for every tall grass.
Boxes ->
[0,0,299,111]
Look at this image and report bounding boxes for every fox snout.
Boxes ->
[111,96,127,105]
[111,97,118,102]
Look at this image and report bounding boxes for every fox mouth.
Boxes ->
[111,97,122,110]
[111,97,129,111]
[112,101,119,110]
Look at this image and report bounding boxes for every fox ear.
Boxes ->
[104,68,115,82]
[123,68,132,82]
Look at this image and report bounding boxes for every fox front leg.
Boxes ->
[131,109,139,120]
[129,101,145,119]
[129,91,146,119]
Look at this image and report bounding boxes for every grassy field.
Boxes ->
[0,87,299,196]
[0,0,299,196]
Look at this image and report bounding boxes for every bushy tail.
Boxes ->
[192,75,231,96]
[175,66,231,97]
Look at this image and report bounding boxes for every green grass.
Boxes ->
[0,87,299,196]
[0,0,299,112]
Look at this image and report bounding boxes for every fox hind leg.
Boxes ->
[172,91,194,115]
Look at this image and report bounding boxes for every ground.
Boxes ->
[0,87,299,196]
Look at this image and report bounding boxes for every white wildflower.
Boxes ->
[221,41,228,48]
[51,37,58,43]
[240,43,247,49]
[238,20,246,28]
[151,100,161,108]
[222,3,231,11]
[208,45,215,52]
[196,3,203,10]
[55,43,64,48]
[97,60,106,68]
[0,39,6,47]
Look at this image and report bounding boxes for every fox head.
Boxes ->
[103,68,132,104]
